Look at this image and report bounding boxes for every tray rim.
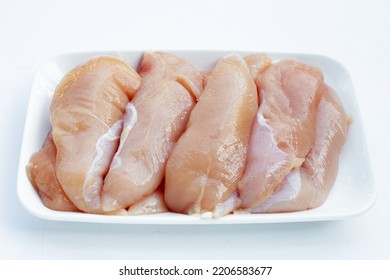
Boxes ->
[17,50,377,225]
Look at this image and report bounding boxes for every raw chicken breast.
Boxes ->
[165,54,258,217]
[244,53,272,79]
[51,56,141,213]
[108,186,168,216]
[238,58,324,209]
[26,132,79,212]
[127,184,168,215]
[252,86,348,212]
[101,52,204,212]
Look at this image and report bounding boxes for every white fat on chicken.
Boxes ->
[109,103,138,170]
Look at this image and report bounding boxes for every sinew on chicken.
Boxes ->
[164,54,258,217]
[102,52,204,212]
[50,56,141,213]
[238,55,325,209]
[26,52,349,217]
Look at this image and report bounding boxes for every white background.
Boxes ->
[0,0,389,259]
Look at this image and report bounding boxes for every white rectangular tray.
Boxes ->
[17,51,376,224]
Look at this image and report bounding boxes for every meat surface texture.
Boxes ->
[165,54,258,217]
[101,52,204,212]
[26,52,349,218]
[252,86,348,212]
[127,185,168,215]
[238,57,325,209]
[26,132,79,212]
[50,56,141,213]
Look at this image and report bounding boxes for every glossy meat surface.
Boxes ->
[50,56,141,213]
[252,86,348,212]
[165,54,258,216]
[238,58,324,208]
[26,133,79,212]
[127,185,168,215]
[26,52,349,218]
[102,52,204,212]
